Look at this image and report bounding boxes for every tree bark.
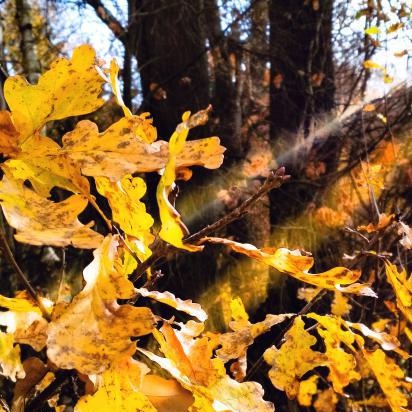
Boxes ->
[15,0,41,83]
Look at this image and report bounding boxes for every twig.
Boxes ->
[0,213,51,321]
[185,167,290,244]
[130,167,290,284]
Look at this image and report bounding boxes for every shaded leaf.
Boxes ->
[0,332,24,382]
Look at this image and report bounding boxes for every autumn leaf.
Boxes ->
[47,236,155,375]
[4,133,90,198]
[75,355,157,412]
[206,237,371,293]
[0,173,102,248]
[308,314,361,393]
[363,349,409,412]
[331,292,352,317]
[0,111,20,157]
[0,332,25,382]
[141,321,274,412]
[264,316,325,398]
[4,45,105,140]
[384,261,412,323]
[136,288,207,322]
[297,375,318,407]
[95,174,154,259]
[62,116,224,181]
[157,110,213,252]
[141,374,194,412]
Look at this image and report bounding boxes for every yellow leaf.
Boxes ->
[217,314,290,363]
[363,60,383,70]
[62,117,224,181]
[363,103,376,112]
[313,388,338,412]
[95,175,154,258]
[141,374,194,412]
[331,291,352,317]
[106,59,133,118]
[230,296,249,322]
[363,349,409,412]
[47,236,155,375]
[0,173,102,248]
[75,356,157,412]
[4,45,105,140]
[297,375,318,407]
[157,110,212,252]
[206,237,366,292]
[358,213,394,233]
[5,133,90,197]
[387,22,404,34]
[0,331,25,381]
[384,262,412,323]
[136,288,207,322]
[0,111,20,157]
[365,26,381,35]
[141,320,274,411]
[264,316,325,398]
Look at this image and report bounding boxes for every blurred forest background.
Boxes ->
[0,1,411,408]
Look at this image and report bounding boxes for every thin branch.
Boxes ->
[130,167,290,284]
[0,213,50,321]
[84,0,127,44]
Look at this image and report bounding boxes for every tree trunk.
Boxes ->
[15,0,40,83]
[128,0,209,139]
[269,0,334,142]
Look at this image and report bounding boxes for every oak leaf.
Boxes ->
[47,236,155,375]
[0,174,102,248]
[0,111,20,156]
[4,45,105,140]
[141,321,274,411]
[75,356,157,412]
[363,349,409,412]
[62,117,224,181]
[263,316,325,398]
[206,237,370,293]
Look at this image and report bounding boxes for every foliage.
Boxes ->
[0,45,410,412]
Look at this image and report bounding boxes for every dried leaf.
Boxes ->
[157,111,206,252]
[4,45,105,140]
[363,349,409,412]
[12,357,47,412]
[264,316,325,398]
[47,236,155,375]
[0,174,102,248]
[75,357,157,412]
[206,237,366,292]
[0,111,20,157]
[136,288,207,322]
[62,117,224,181]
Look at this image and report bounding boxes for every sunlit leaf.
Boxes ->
[363,60,383,70]
[4,45,105,140]
[331,292,352,317]
[137,288,207,322]
[264,316,325,398]
[0,332,25,382]
[75,356,157,412]
[0,111,20,157]
[0,173,102,248]
[47,236,155,375]
[365,26,381,35]
[206,237,368,292]
[62,117,224,181]
[297,375,318,407]
[363,349,409,412]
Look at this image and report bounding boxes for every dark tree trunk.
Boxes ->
[128,0,210,139]
[269,0,335,141]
